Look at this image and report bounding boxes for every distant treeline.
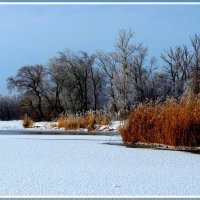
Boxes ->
[0,95,21,120]
[1,29,200,121]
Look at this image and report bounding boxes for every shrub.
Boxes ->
[58,116,65,129]
[58,112,110,131]
[120,93,200,147]
[23,115,33,128]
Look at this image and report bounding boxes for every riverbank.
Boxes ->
[0,120,121,134]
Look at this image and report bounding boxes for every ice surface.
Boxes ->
[0,134,199,196]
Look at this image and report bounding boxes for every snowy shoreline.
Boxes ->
[0,120,121,135]
[1,120,199,153]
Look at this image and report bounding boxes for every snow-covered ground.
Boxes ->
[0,120,121,132]
[0,133,200,196]
[0,120,55,131]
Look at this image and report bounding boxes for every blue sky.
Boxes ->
[0,5,200,95]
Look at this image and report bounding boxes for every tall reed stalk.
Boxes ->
[120,93,200,147]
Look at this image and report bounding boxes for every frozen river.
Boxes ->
[0,132,199,196]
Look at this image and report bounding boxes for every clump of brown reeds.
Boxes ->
[120,92,200,147]
[23,114,33,128]
[58,112,110,131]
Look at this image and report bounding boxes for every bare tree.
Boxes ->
[7,65,47,120]
[96,51,118,112]
[57,50,104,113]
[161,45,192,97]
[47,57,69,114]
[97,29,156,113]
[190,34,200,94]
[130,45,149,102]
[114,29,137,113]
[68,51,92,113]
[90,63,103,111]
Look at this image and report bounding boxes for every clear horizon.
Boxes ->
[0,4,200,95]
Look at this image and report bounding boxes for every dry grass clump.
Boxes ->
[58,112,110,131]
[120,93,200,147]
[23,115,33,128]
[58,116,65,129]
